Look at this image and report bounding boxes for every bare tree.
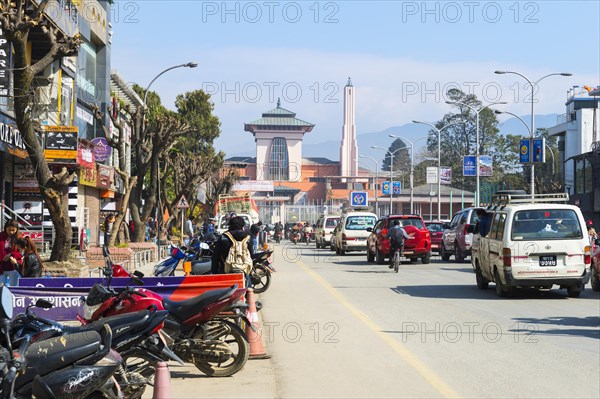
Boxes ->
[2,1,82,260]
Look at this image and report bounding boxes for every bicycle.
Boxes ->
[392,247,402,273]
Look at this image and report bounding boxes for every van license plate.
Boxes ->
[539,255,557,267]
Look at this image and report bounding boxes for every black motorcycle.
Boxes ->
[0,286,122,399]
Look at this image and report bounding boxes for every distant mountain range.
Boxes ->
[229,114,560,165]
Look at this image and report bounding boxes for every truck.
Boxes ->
[214,194,259,234]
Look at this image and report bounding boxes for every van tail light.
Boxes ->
[381,229,388,236]
[584,246,591,265]
[463,224,470,235]
[502,247,512,267]
[343,234,356,241]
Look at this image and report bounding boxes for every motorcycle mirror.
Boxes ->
[35,299,53,309]
[133,270,145,278]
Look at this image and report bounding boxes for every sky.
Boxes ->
[109,1,600,158]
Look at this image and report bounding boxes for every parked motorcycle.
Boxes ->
[154,244,212,277]
[83,264,251,377]
[250,250,274,294]
[0,286,123,399]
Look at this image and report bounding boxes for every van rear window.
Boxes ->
[511,209,583,240]
[325,218,339,228]
[345,216,376,230]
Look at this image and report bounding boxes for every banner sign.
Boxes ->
[13,274,245,321]
[44,126,78,163]
[532,138,545,163]
[426,167,438,184]
[232,180,275,192]
[77,141,95,168]
[96,164,114,189]
[520,139,531,163]
[463,156,476,176]
[350,191,368,207]
[440,167,452,184]
[0,28,9,99]
[382,181,390,195]
[392,181,401,195]
[480,155,493,177]
[91,137,112,162]
[79,165,98,187]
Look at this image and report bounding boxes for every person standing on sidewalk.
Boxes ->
[211,216,254,285]
[0,219,23,286]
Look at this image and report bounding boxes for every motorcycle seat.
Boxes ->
[65,310,151,336]
[163,285,238,322]
[24,331,102,378]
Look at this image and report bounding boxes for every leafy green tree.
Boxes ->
[381,139,410,181]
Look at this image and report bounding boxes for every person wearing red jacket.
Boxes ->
[0,219,23,286]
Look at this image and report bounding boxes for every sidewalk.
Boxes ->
[136,258,278,398]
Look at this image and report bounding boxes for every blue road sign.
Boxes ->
[350,191,368,207]
[532,138,545,163]
[463,156,476,176]
[382,181,390,195]
[520,139,531,163]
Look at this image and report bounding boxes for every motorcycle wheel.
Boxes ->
[251,265,271,294]
[193,319,249,377]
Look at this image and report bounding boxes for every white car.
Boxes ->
[333,211,378,255]
[471,192,592,298]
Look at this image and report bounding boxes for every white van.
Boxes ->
[215,213,252,235]
[471,193,592,297]
[315,214,340,249]
[333,211,378,255]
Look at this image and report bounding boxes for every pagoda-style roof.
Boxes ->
[244,98,315,132]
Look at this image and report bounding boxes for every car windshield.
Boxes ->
[394,218,425,229]
[426,223,444,232]
[511,209,583,240]
[345,216,376,230]
[325,218,339,228]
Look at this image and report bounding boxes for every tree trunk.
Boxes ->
[108,176,137,247]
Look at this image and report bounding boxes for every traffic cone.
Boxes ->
[152,361,172,399]
[245,288,270,359]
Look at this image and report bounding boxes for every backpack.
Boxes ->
[223,232,253,274]
[388,226,405,246]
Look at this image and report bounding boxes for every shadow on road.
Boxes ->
[439,267,473,274]
[391,285,569,300]
[510,316,600,339]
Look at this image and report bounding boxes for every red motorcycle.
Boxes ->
[84,248,252,377]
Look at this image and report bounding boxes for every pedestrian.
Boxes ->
[476,209,492,237]
[15,236,43,278]
[0,219,23,286]
[185,215,196,239]
[250,221,262,253]
[385,220,412,269]
[104,213,115,246]
[202,217,216,240]
[211,216,254,286]
[588,220,598,243]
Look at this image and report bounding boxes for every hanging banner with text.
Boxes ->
[44,126,78,163]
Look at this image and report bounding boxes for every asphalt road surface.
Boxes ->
[149,242,600,399]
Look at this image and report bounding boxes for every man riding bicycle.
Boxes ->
[386,220,412,269]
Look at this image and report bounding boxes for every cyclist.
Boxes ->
[386,220,412,269]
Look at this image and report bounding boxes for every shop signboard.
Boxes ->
[96,164,114,189]
[91,137,112,162]
[77,140,95,168]
[0,115,27,158]
[79,165,97,187]
[44,126,78,163]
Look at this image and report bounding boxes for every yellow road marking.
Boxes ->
[296,258,461,398]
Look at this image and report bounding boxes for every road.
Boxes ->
[150,242,600,398]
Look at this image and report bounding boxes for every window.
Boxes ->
[325,218,339,228]
[345,216,376,230]
[393,217,425,229]
[574,159,593,194]
[511,209,583,240]
[269,137,288,180]
[490,213,506,240]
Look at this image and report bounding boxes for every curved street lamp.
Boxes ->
[412,120,463,220]
[445,100,507,206]
[142,62,198,243]
[494,70,571,198]
[387,135,428,214]
[372,145,405,214]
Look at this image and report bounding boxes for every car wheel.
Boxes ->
[441,243,450,262]
[476,265,489,290]
[567,285,583,298]
[421,254,431,264]
[367,249,375,263]
[494,269,511,297]
[455,242,465,262]
[376,247,385,265]
[591,266,600,292]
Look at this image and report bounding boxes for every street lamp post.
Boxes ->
[445,100,507,206]
[495,109,556,181]
[359,155,379,215]
[142,62,198,243]
[494,70,571,198]
[387,135,428,214]
[412,121,462,220]
[372,145,405,214]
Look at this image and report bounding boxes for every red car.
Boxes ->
[425,221,445,254]
[366,215,431,264]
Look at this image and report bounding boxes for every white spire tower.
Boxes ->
[340,77,358,181]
